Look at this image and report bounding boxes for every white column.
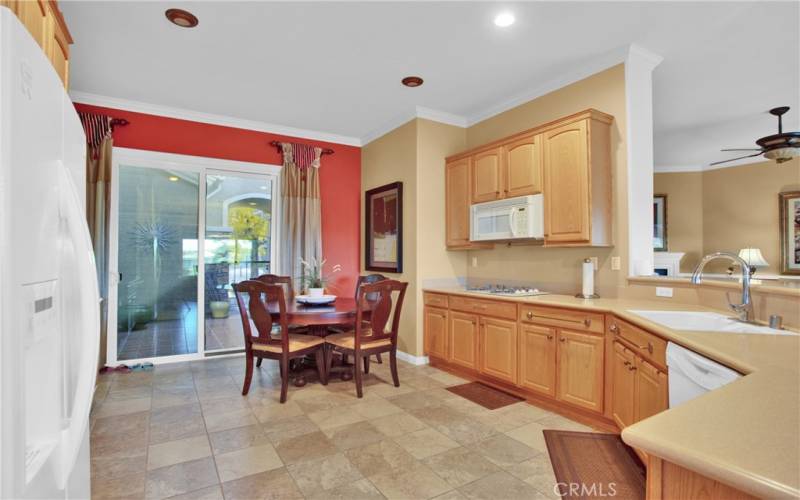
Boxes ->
[625,44,663,276]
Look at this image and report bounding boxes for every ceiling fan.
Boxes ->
[711,106,800,166]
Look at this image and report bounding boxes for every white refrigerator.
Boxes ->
[0,7,100,499]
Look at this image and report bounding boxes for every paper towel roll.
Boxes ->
[582,259,594,297]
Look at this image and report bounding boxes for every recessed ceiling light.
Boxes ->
[494,12,515,27]
[402,76,424,88]
[168,175,179,182]
[165,8,199,28]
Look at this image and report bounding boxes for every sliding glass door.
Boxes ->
[108,150,280,365]
[204,171,275,352]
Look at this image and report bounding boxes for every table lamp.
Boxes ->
[738,248,768,276]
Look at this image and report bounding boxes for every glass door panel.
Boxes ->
[116,166,200,361]
[204,172,274,351]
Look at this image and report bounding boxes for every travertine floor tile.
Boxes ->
[262,415,320,445]
[274,431,338,465]
[145,457,218,499]
[164,484,224,500]
[214,443,283,482]
[505,421,550,453]
[344,439,418,477]
[221,468,304,500]
[306,478,385,500]
[147,435,211,470]
[470,434,540,467]
[423,447,500,488]
[369,462,452,499]
[287,453,363,496]
[324,420,385,451]
[457,470,547,500]
[203,407,257,433]
[209,424,271,455]
[91,471,146,499]
[369,411,428,438]
[393,427,460,459]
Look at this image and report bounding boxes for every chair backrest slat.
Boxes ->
[254,274,295,301]
[354,280,407,349]
[233,280,289,353]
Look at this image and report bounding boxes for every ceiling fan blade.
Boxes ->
[710,151,764,166]
[721,148,764,152]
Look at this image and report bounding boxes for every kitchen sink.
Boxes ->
[627,310,794,335]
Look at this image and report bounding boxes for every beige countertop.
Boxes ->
[423,287,800,499]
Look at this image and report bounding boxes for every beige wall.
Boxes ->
[361,120,419,355]
[654,171,704,271]
[654,158,800,275]
[360,118,468,356]
[465,64,629,296]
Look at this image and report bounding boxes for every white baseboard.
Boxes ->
[396,350,429,366]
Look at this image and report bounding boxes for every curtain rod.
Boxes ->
[269,140,334,156]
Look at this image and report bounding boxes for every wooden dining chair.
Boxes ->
[233,280,327,403]
[253,274,308,366]
[324,279,408,398]
[355,274,388,363]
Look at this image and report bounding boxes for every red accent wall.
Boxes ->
[74,103,361,295]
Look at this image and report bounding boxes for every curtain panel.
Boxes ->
[279,143,323,290]
[78,112,114,368]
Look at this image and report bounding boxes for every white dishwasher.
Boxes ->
[666,342,741,408]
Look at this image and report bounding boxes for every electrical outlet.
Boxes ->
[589,257,598,270]
[471,256,478,268]
[656,287,674,298]
[611,256,621,271]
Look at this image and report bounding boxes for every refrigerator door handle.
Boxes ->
[55,161,100,488]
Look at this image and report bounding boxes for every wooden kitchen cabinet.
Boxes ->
[423,307,449,360]
[504,133,543,198]
[611,341,636,428]
[479,317,517,384]
[449,311,479,370]
[635,357,668,422]
[557,329,604,413]
[542,113,612,246]
[519,324,557,397]
[5,0,72,87]
[471,147,504,203]
[446,158,491,250]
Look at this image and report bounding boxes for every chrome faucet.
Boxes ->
[691,252,755,323]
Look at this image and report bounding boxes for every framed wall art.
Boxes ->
[780,191,800,275]
[365,182,402,273]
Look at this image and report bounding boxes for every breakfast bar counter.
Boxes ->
[422,287,800,499]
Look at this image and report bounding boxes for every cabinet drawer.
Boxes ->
[519,305,604,334]
[423,293,449,308]
[609,317,667,368]
[449,295,517,320]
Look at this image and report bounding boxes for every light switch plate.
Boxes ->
[656,287,674,298]
[611,256,621,271]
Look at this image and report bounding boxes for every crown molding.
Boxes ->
[69,90,363,147]
[655,155,771,173]
[654,164,704,173]
[415,106,469,128]
[359,110,419,146]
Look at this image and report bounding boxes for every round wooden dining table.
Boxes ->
[266,297,364,385]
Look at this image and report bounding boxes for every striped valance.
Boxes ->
[280,142,322,170]
[78,112,113,149]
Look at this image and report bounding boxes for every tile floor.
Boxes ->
[90,356,594,499]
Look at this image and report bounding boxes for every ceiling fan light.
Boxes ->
[764,147,800,163]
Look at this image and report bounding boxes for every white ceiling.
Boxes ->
[61,1,799,169]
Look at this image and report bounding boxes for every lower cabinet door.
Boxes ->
[611,341,636,428]
[518,324,557,397]
[556,329,604,413]
[479,317,518,384]
[449,311,479,370]
[635,357,669,422]
[423,307,448,360]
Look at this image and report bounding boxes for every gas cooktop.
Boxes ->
[465,285,548,297]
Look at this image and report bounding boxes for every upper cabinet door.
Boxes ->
[504,134,543,198]
[18,0,49,51]
[471,147,504,203]
[445,158,472,247]
[543,120,591,243]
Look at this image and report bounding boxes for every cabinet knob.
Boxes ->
[559,337,566,343]
[547,335,553,340]
[628,366,637,372]
[526,311,533,319]
[583,318,592,327]
[610,323,619,334]
[623,361,631,366]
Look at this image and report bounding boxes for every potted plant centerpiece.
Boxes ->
[299,258,341,298]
